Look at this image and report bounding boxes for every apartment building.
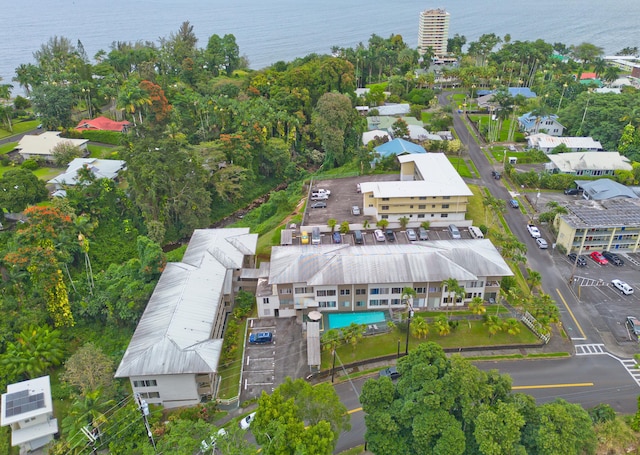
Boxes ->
[360,153,473,224]
[555,198,640,253]
[418,8,450,57]
[256,240,512,318]
[115,228,258,408]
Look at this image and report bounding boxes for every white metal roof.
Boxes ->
[115,229,257,378]
[1,376,54,426]
[527,133,602,150]
[47,158,126,185]
[268,240,512,286]
[548,152,632,172]
[360,153,472,198]
[17,132,88,156]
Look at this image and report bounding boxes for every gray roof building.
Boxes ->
[575,179,638,201]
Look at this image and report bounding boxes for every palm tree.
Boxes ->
[363,219,370,230]
[433,315,451,336]
[410,315,429,339]
[526,268,542,294]
[376,219,389,229]
[321,329,341,352]
[469,297,486,316]
[399,216,409,229]
[483,315,503,337]
[339,221,350,234]
[0,82,14,132]
[503,318,521,336]
[340,323,366,350]
[442,277,464,314]
[420,221,431,230]
[327,218,337,232]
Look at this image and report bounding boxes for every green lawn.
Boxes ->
[88,144,118,159]
[448,156,473,178]
[0,119,40,139]
[468,115,525,143]
[217,319,248,400]
[0,142,17,155]
[321,320,539,369]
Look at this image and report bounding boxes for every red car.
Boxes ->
[590,251,609,265]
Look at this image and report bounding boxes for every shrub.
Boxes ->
[81,130,126,145]
[20,159,39,170]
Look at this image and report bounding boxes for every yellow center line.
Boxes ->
[513,382,593,390]
[348,407,362,414]
[556,288,586,339]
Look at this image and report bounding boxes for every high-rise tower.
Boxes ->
[418,8,450,57]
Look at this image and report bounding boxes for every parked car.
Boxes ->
[589,251,608,265]
[379,366,400,380]
[406,228,417,241]
[385,229,395,242]
[564,188,579,195]
[418,227,429,241]
[301,231,309,244]
[491,170,501,179]
[249,332,273,344]
[567,253,586,267]
[351,205,360,215]
[612,279,634,295]
[310,201,326,209]
[332,232,342,244]
[374,229,385,242]
[508,199,519,209]
[315,188,331,196]
[602,251,624,266]
[535,238,548,249]
[240,412,256,430]
[627,316,640,336]
[310,193,328,201]
[508,145,516,151]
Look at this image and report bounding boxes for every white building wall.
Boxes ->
[131,374,199,409]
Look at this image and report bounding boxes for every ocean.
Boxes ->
[1,0,638,93]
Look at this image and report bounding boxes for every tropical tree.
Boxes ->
[442,277,464,312]
[469,296,487,316]
[526,267,543,294]
[398,216,409,229]
[433,314,451,336]
[376,219,389,229]
[503,318,522,336]
[1,325,65,381]
[340,323,366,350]
[484,315,503,337]
[327,218,337,232]
[0,169,48,213]
[339,221,350,234]
[410,315,429,339]
[60,342,114,396]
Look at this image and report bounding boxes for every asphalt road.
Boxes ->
[333,353,640,452]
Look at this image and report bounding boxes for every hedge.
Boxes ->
[81,130,126,145]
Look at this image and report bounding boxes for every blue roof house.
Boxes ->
[374,138,426,159]
[518,112,565,136]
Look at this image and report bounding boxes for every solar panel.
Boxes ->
[5,389,46,418]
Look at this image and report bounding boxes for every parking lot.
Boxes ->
[555,251,640,344]
[240,317,308,402]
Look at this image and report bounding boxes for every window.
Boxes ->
[418,205,426,209]
[441,213,448,218]
[356,301,366,307]
[443,196,450,200]
[418,214,425,218]
[318,301,337,308]
[419,196,426,200]
[340,289,351,296]
[391,298,401,305]
[381,205,389,210]
[263,298,270,304]
[432,204,436,208]
[342,301,350,307]
[414,287,426,293]
[391,287,402,294]
[442,204,449,209]
[410,205,414,209]
[317,290,336,297]
[429,286,440,292]
[356,288,366,295]
[371,288,381,295]
[382,215,388,219]
[139,392,160,399]
[466,293,473,299]
[295,287,313,294]
[369,299,388,306]
[133,380,158,388]
[382,197,389,201]
[279,288,292,294]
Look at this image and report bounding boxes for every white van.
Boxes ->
[312,227,321,245]
[468,226,484,239]
[448,224,461,239]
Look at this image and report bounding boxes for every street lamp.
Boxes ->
[405,297,414,356]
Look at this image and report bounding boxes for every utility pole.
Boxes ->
[405,298,414,356]
[135,393,156,452]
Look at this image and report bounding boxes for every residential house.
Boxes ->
[17,132,88,163]
[47,158,126,193]
[477,87,537,109]
[256,240,512,318]
[528,133,602,153]
[373,138,426,159]
[546,152,631,176]
[573,179,638,201]
[1,376,58,452]
[555,198,640,253]
[362,130,391,146]
[376,104,411,116]
[76,116,130,133]
[360,153,472,224]
[115,228,258,408]
[518,112,564,136]
[367,115,423,133]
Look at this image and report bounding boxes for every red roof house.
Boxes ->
[76,116,130,133]
[580,72,597,80]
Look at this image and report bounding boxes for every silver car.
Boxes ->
[351,206,360,215]
[406,228,417,241]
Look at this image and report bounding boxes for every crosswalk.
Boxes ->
[619,359,640,387]
[574,344,607,355]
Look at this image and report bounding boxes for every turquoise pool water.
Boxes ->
[327,311,386,330]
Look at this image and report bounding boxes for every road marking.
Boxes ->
[512,382,593,390]
[348,407,362,414]
[555,288,586,340]
[575,344,606,355]
[619,358,640,387]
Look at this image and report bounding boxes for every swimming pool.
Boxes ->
[327,311,386,330]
